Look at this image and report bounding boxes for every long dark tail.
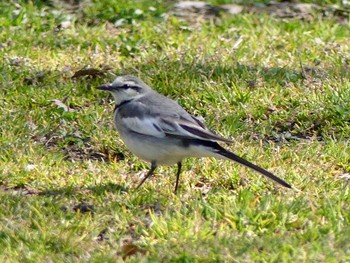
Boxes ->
[186,138,292,188]
[187,138,291,188]
[217,145,292,188]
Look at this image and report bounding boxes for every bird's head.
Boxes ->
[96,75,150,105]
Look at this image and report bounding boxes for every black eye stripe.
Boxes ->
[120,84,141,91]
[120,84,130,89]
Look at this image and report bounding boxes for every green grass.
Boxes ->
[1,0,350,262]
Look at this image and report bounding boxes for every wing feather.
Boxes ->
[121,117,166,138]
[159,116,232,143]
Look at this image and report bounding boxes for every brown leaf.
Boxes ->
[72,68,106,79]
[119,242,146,260]
[73,203,95,213]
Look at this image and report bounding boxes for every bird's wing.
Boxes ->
[159,115,232,143]
[117,102,166,138]
[120,115,166,138]
[118,100,232,143]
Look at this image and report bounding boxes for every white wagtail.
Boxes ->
[97,75,292,193]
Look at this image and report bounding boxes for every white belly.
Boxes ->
[119,130,217,165]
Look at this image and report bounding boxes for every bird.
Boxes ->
[96,75,292,193]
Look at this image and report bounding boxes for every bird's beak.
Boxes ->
[96,84,113,91]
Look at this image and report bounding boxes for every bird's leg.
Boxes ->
[174,162,182,194]
[136,161,157,190]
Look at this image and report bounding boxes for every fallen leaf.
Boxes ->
[97,228,109,242]
[72,68,107,79]
[220,4,244,14]
[335,173,350,182]
[51,99,74,112]
[73,203,95,213]
[232,36,243,49]
[119,242,146,260]
[24,164,37,172]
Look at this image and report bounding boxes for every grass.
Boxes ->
[1,0,350,262]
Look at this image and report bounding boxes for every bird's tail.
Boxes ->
[214,144,292,189]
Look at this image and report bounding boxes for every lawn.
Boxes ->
[1,0,350,262]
